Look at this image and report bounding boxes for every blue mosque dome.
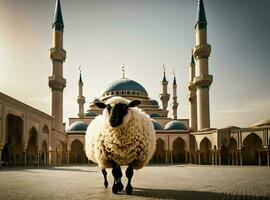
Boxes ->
[150,99,159,106]
[164,121,187,131]
[150,113,161,118]
[67,121,88,132]
[102,78,148,97]
[151,119,163,130]
[85,111,98,117]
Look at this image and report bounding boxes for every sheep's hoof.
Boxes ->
[104,181,108,188]
[117,182,124,192]
[112,184,118,194]
[125,184,133,195]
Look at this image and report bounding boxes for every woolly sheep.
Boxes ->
[85,96,156,194]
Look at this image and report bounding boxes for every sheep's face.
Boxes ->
[95,99,141,128]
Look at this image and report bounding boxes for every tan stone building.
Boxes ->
[0,0,269,167]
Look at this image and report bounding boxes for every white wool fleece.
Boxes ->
[85,102,156,170]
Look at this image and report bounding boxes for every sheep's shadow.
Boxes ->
[132,187,263,200]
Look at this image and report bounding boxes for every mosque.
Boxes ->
[0,0,269,167]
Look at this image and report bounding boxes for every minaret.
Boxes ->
[77,68,85,118]
[193,0,213,130]
[188,53,197,131]
[160,65,170,115]
[48,0,66,132]
[172,72,179,120]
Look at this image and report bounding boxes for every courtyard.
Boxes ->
[0,165,269,200]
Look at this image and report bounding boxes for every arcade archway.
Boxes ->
[153,138,166,164]
[70,140,86,164]
[172,137,186,163]
[2,114,24,166]
[243,133,263,165]
[200,137,212,165]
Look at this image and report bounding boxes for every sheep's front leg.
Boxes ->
[125,165,134,195]
[111,161,124,194]
[102,169,108,188]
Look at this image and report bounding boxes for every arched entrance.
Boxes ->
[172,137,186,163]
[243,133,263,165]
[42,125,49,134]
[228,137,237,165]
[41,140,48,165]
[200,137,211,165]
[26,127,38,166]
[153,138,166,164]
[220,145,228,165]
[70,140,85,164]
[2,114,24,166]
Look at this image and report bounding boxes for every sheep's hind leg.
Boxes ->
[125,165,134,195]
[111,161,124,194]
[102,169,108,188]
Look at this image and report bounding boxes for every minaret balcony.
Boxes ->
[77,97,86,104]
[160,94,170,102]
[188,81,196,90]
[50,47,66,61]
[194,74,213,87]
[49,75,66,90]
[193,44,211,59]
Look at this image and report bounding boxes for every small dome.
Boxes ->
[150,113,161,118]
[67,121,88,132]
[102,78,148,97]
[150,99,159,105]
[165,120,187,130]
[85,111,98,117]
[151,119,163,130]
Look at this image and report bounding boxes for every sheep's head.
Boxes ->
[95,97,141,128]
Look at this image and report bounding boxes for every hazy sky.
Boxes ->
[0,0,269,128]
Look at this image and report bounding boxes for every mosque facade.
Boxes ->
[0,0,269,167]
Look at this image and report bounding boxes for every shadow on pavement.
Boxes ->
[133,187,268,200]
[0,165,97,173]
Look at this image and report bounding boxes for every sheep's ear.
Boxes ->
[128,100,141,107]
[95,102,106,109]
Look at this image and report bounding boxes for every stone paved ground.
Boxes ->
[0,164,269,200]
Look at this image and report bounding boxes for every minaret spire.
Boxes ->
[48,0,66,132]
[172,71,178,120]
[53,0,64,31]
[77,66,85,118]
[160,65,170,116]
[193,0,212,130]
[196,0,207,29]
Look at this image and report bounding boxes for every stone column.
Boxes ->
[267,150,270,166]
[258,151,261,166]
[0,149,2,167]
[214,152,218,165]
[48,150,52,165]
[218,150,221,165]
[37,151,40,167]
[0,143,3,167]
[198,150,201,165]
[185,150,188,164]
[189,152,192,163]
[239,150,243,166]
[211,151,214,165]
[23,145,27,166]
[67,150,70,165]
[170,151,173,164]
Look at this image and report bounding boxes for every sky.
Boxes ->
[0,0,269,128]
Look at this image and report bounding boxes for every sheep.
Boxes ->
[85,96,156,195]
